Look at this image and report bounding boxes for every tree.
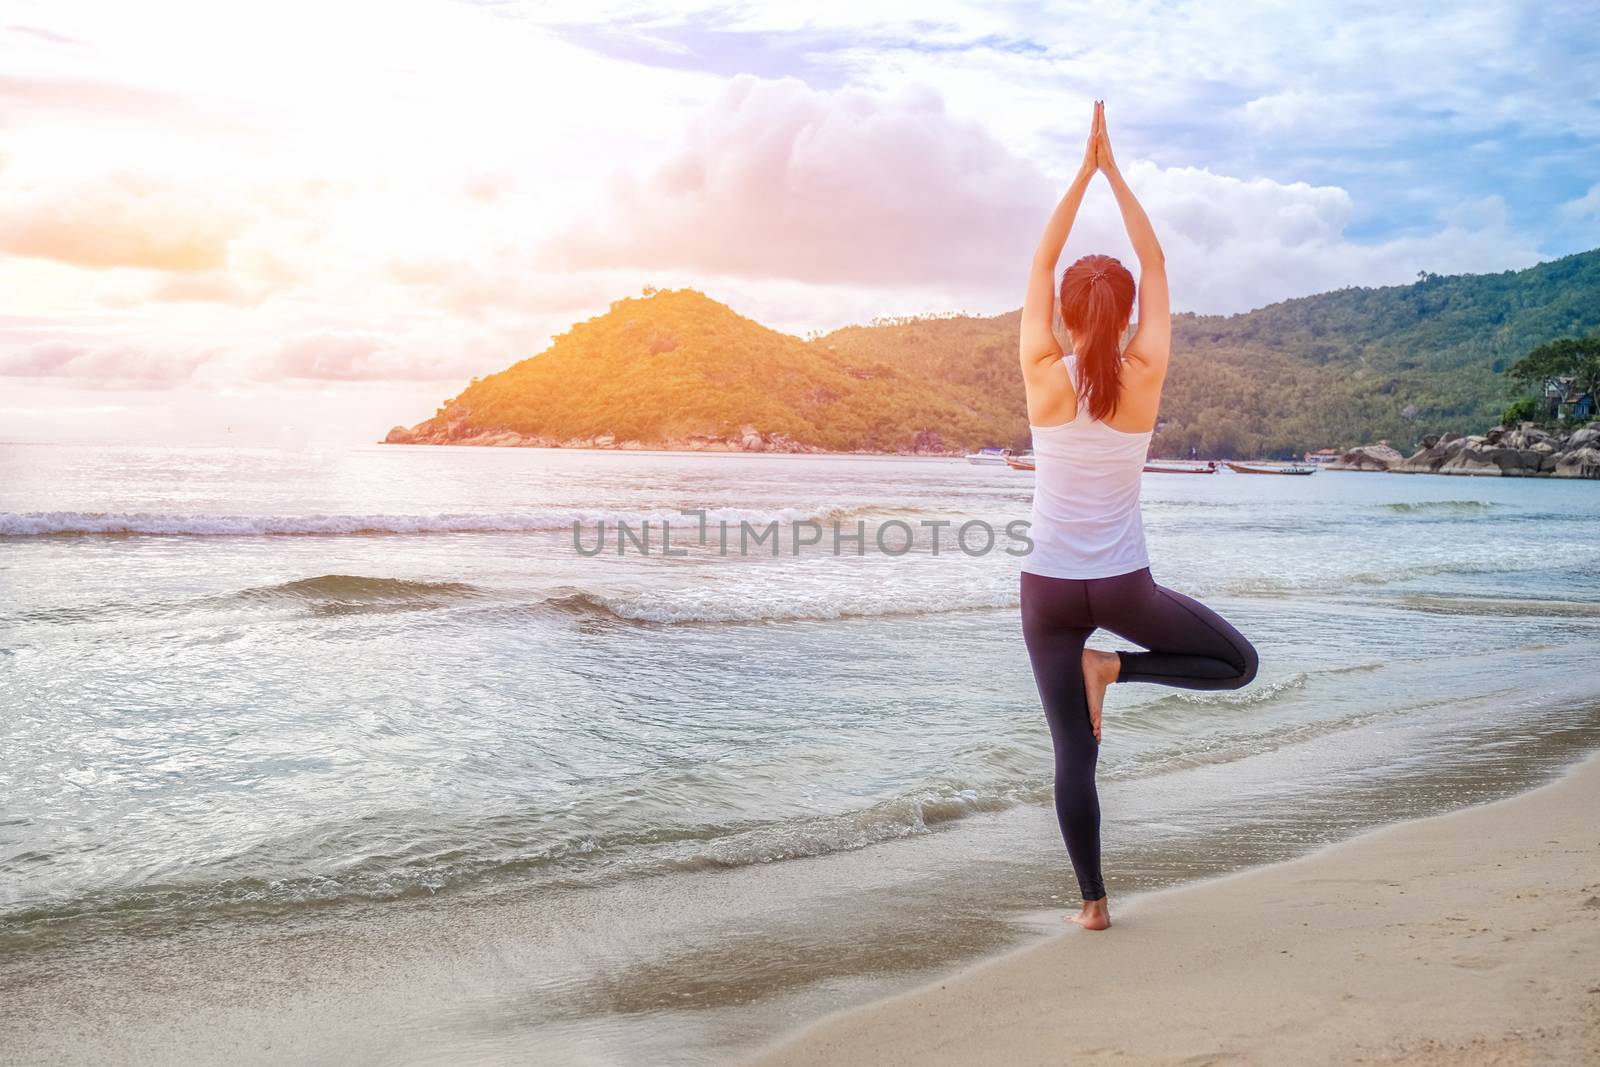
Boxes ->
[1501,395,1541,427]
[1506,335,1600,401]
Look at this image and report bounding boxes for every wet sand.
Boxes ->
[746,749,1600,1066]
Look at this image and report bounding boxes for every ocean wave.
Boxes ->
[233,575,488,615]
[1127,661,1382,718]
[1396,594,1600,619]
[1107,708,1391,781]
[1215,545,1600,597]
[1132,659,1382,716]
[5,576,491,627]
[1345,559,1550,586]
[0,775,1043,930]
[1105,685,1523,782]
[1144,671,1309,711]
[1374,500,1500,514]
[0,507,874,538]
[536,584,1019,625]
[652,782,1035,873]
[7,572,1024,630]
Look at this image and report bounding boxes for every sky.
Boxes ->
[2,0,1597,444]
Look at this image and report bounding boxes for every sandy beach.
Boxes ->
[748,750,1600,1067]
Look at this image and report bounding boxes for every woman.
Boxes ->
[1018,101,1258,932]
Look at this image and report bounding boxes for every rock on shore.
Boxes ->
[1339,423,1600,478]
[1326,442,1406,471]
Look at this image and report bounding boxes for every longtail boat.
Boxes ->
[1143,463,1216,474]
[1225,461,1317,476]
[1005,454,1036,471]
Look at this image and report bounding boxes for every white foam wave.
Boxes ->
[1168,671,1308,706]
[551,583,1020,624]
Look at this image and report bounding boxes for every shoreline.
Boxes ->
[375,440,1600,478]
[13,439,1594,477]
[745,748,1600,1066]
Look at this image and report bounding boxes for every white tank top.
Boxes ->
[1021,353,1153,579]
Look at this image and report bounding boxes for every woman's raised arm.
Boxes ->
[1095,111,1169,376]
[1019,101,1103,371]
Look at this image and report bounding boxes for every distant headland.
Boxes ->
[383,250,1600,461]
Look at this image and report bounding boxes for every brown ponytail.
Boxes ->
[1058,254,1136,422]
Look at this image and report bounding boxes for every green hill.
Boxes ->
[395,288,1006,453]
[1151,249,1600,456]
[391,249,1600,458]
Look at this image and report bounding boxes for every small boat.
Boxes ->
[965,447,1012,466]
[1005,453,1035,471]
[1143,462,1216,475]
[1225,461,1317,476]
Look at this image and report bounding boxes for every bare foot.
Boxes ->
[1069,897,1111,931]
[1081,649,1120,742]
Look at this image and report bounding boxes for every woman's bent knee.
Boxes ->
[1232,640,1259,689]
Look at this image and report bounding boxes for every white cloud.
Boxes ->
[546,74,1054,289]
[543,76,1539,316]
[257,326,517,382]
[1240,90,1374,136]
[1562,182,1600,221]
[0,339,210,384]
[1102,167,1537,313]
[0,173,241,271]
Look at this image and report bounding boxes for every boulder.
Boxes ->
[1566,425,1600,452]
[1437,447,1502,476]
[1500,421,1558,450]
[1437,441,1550,476]
[1554,446,1600,479]
[766,433,821,454]
[1395,433,1473,473]
[455,429,524,447]
[1328,443,1405,471]
[383,425,416,444]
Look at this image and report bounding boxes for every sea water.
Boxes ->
[3,443,1599,1063]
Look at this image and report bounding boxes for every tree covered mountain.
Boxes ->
[390,249,1600,458]
[394,288,1008,453]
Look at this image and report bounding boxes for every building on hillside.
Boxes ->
[1544,376,1595,420]
[1303,448,1340,465]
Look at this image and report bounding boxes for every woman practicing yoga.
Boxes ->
[1018,101,1258,931]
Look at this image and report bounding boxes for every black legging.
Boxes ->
[1020,567,1259,901]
